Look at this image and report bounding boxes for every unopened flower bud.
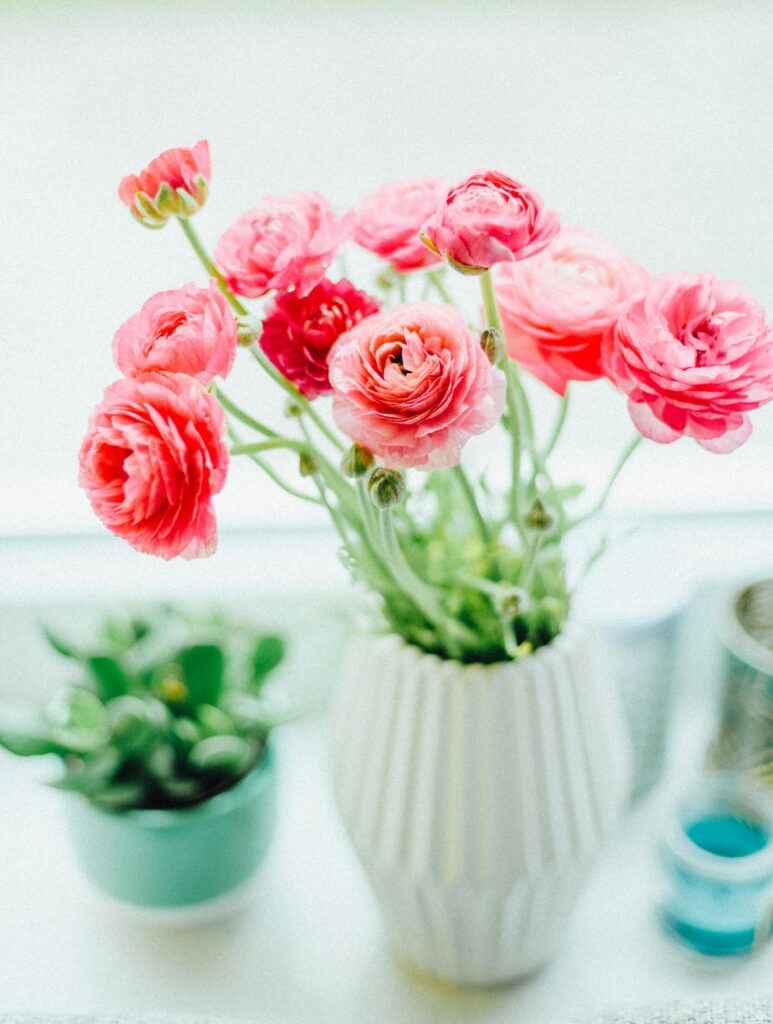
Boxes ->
[284,397,304,418]
[299,451,319,477]
[341,444,375,478]
[368,467,406,509]
[237,314,263,347]
[524,497,555,533]
[118,141,211,228]
[480,327,503,365]
[494,586,528,620]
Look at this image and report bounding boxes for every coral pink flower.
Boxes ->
[113,282,237,385]
[260,278,380,399]
[329,302,505,469]
[79,373,229,559]
[604,272,773,453]
[353,179,447,272]
[495,229,649,396]
[118,141,211,228]
[420,170,560,274]
[215,193,354,299]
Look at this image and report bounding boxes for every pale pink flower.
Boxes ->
[113,283,237,384]
[353,179,447,271]
[495,228,649,395]
[329,302,505,469]
[118,141,211,228]
[215,192,354,299]
[604,272,773,452]
[420,170,560,273]
[79,373,229,560]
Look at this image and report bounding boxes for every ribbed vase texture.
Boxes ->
[331,623,631,985]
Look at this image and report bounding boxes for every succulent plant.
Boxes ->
[0,607,285,811]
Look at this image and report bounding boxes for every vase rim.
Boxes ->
[362,617,587,675]
[718,577,773,677]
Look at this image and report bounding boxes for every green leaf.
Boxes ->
[107,695,166,755]
[178,644,225,708]
[197,703,236,737]
[250,635,285,687]
[87,656,131,700]
[46,689,110,753]
[42,627,79,660]
[0,706,61,757]
[188,735,251,774]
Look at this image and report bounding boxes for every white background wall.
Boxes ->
[2,0,772,537]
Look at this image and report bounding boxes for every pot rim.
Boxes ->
[69,739,275,827]
[717,577,773,677]
[358,617,588,676]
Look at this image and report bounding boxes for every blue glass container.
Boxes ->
[661,774,773,956]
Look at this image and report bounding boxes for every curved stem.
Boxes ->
[231,438,309,457]
[542,385,570,463]
[379,509,477,650]
[451,464,491,547]
[177,218,247,316]
[215,387,279,439]
[479,271,527,540]
[427,270,453,304]
[567,434,643,532]
[248,348,344,452]
[225,422,322,505]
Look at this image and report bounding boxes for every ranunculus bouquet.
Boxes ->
[81,141,773,665]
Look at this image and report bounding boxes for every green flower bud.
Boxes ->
[236,314,262,347]
[524,497,555,533]
[368,467,407,509]
[299,451,319,477]
[480,328,503,365]
[341,444,375,478]
[494,586,528,620]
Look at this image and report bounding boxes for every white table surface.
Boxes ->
[1,714,772,1024]
[2,519,773,1022]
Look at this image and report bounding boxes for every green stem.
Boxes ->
[230,438,309,457]
[480,272,526,539]
[226,422,322,505]
[519,532,544,589]
[379,509,477,650]
[215,387,279,439]
[177,218,247,316]
[451,464,491,547]
[427,270,453,304]
[247,348,344,452]
[567,434,643,532]
[542,385,570,463]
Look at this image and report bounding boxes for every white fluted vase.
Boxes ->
[330,621,632,986]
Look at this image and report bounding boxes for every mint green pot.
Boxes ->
[63,745,276,909]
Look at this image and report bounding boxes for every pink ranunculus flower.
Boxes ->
[603,272,773,453]
[495,228,649,396]
[260,278,380,400]
[420,170,560,274]
[113,282,238,385]
[78,373,229,560]
[353,179,448,272]
[329,302,505,469]
[215,192,354,299]
[118,140,211,228]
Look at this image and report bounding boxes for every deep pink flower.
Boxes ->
[603,272,773,453]
[215,193,354,299]
[495,228,649,396]
[113,282,237,384]
[260,278,380,399]
[79,373,229,560]
[353,179,447,272]
[420,170,560,273]
[118,141,211,228]
[329,302,505,469]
